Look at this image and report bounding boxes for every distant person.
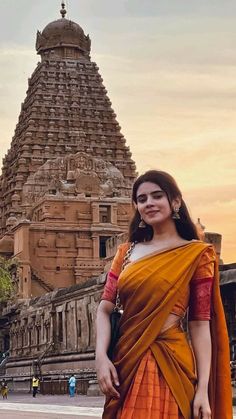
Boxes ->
[68,374,76,397]
[32,375,39,398]
[1,379,8,399]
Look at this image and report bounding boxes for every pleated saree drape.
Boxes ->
[102,242,232,419]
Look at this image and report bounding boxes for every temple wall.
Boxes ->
[3,277,104,392]
[11,197,132,298]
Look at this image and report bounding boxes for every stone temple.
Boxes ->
[0,4,136,295]
[0,4,235,394]
[0,4,136,392]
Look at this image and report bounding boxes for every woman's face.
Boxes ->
[135,181,180,227]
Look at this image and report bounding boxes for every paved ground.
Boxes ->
[0,394,103,418]
[0,393,235,418]
[0,393,104,407]
[0,412,93,419]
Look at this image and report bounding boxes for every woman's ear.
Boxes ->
[133,201,138,210]
[172,196,181,210]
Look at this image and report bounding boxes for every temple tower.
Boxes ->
[0,4,136,236]
[0,4,136,297]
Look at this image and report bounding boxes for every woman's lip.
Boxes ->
[146,210,159,215]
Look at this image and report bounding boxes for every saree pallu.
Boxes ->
[103,242,232,419]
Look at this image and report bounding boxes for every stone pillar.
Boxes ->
[87,295,98,349]
[40,314,44,345]
[28,326,33,350]
[92,235,99,258]
[111,204,118,225]
[63,305,68,350]
[13,221,32,298]
[50,308,56,346]
[91,203,99,224]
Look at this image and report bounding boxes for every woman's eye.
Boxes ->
[137,197,146,203]
[153,193,164,199]
[137,192,165,203]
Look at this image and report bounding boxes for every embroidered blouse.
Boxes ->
[101,243,214,321]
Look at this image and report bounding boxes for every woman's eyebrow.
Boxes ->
[137,189,163,199]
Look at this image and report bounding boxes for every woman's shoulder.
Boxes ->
[191,239,214,249]
[191,240,216,259]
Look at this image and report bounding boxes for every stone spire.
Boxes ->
[0,12,136,236]
[60,1,67,18]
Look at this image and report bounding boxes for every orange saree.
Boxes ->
[102,242,232,419]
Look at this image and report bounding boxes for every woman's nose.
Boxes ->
[145,196,155,206]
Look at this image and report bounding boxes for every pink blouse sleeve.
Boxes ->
[101,244,128,304]
[188,246,216,321]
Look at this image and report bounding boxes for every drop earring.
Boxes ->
[139,218,146,228]
[172,207,180,220]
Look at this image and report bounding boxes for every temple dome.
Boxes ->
[36,18,91,56]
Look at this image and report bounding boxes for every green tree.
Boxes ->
[0,257,16,302]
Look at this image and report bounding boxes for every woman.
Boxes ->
[96,170,232,419]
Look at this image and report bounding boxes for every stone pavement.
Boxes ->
[0,412,92,419]
[0,394,103,418]
[0,393,104,407]
[0,393,235,418]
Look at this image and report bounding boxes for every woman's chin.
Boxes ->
[146,216,170,227]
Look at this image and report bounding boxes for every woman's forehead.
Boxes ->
[136,181,163,194]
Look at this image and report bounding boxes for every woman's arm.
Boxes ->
[95,300,120,399]
[96,300,114,357]
[189,320,212,419]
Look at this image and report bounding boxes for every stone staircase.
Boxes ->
[31,269,54,293]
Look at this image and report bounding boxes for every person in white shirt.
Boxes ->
[68,374,77,397]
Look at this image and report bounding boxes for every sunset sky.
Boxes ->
[0,0,236,262]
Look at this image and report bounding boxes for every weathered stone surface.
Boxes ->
[0,279,103,388]
[0,8,135,392]
[0,7,136,297]
[0,10,136,238]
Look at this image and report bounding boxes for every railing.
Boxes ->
[40,378,89,395]
[0,350,9,375]
[32,341,54,377]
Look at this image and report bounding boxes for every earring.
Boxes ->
[172,207,180,220]
[139,218,146,228]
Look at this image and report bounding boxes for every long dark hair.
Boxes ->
[129,170,199,243]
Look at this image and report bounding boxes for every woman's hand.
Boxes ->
[193,388,211,418]
[96,354,120,399]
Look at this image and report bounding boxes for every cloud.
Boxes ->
[184,185,236,206]
[124,0,236,18]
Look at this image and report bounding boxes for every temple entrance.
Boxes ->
[3,334,9,352]
[99,236,111,258]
